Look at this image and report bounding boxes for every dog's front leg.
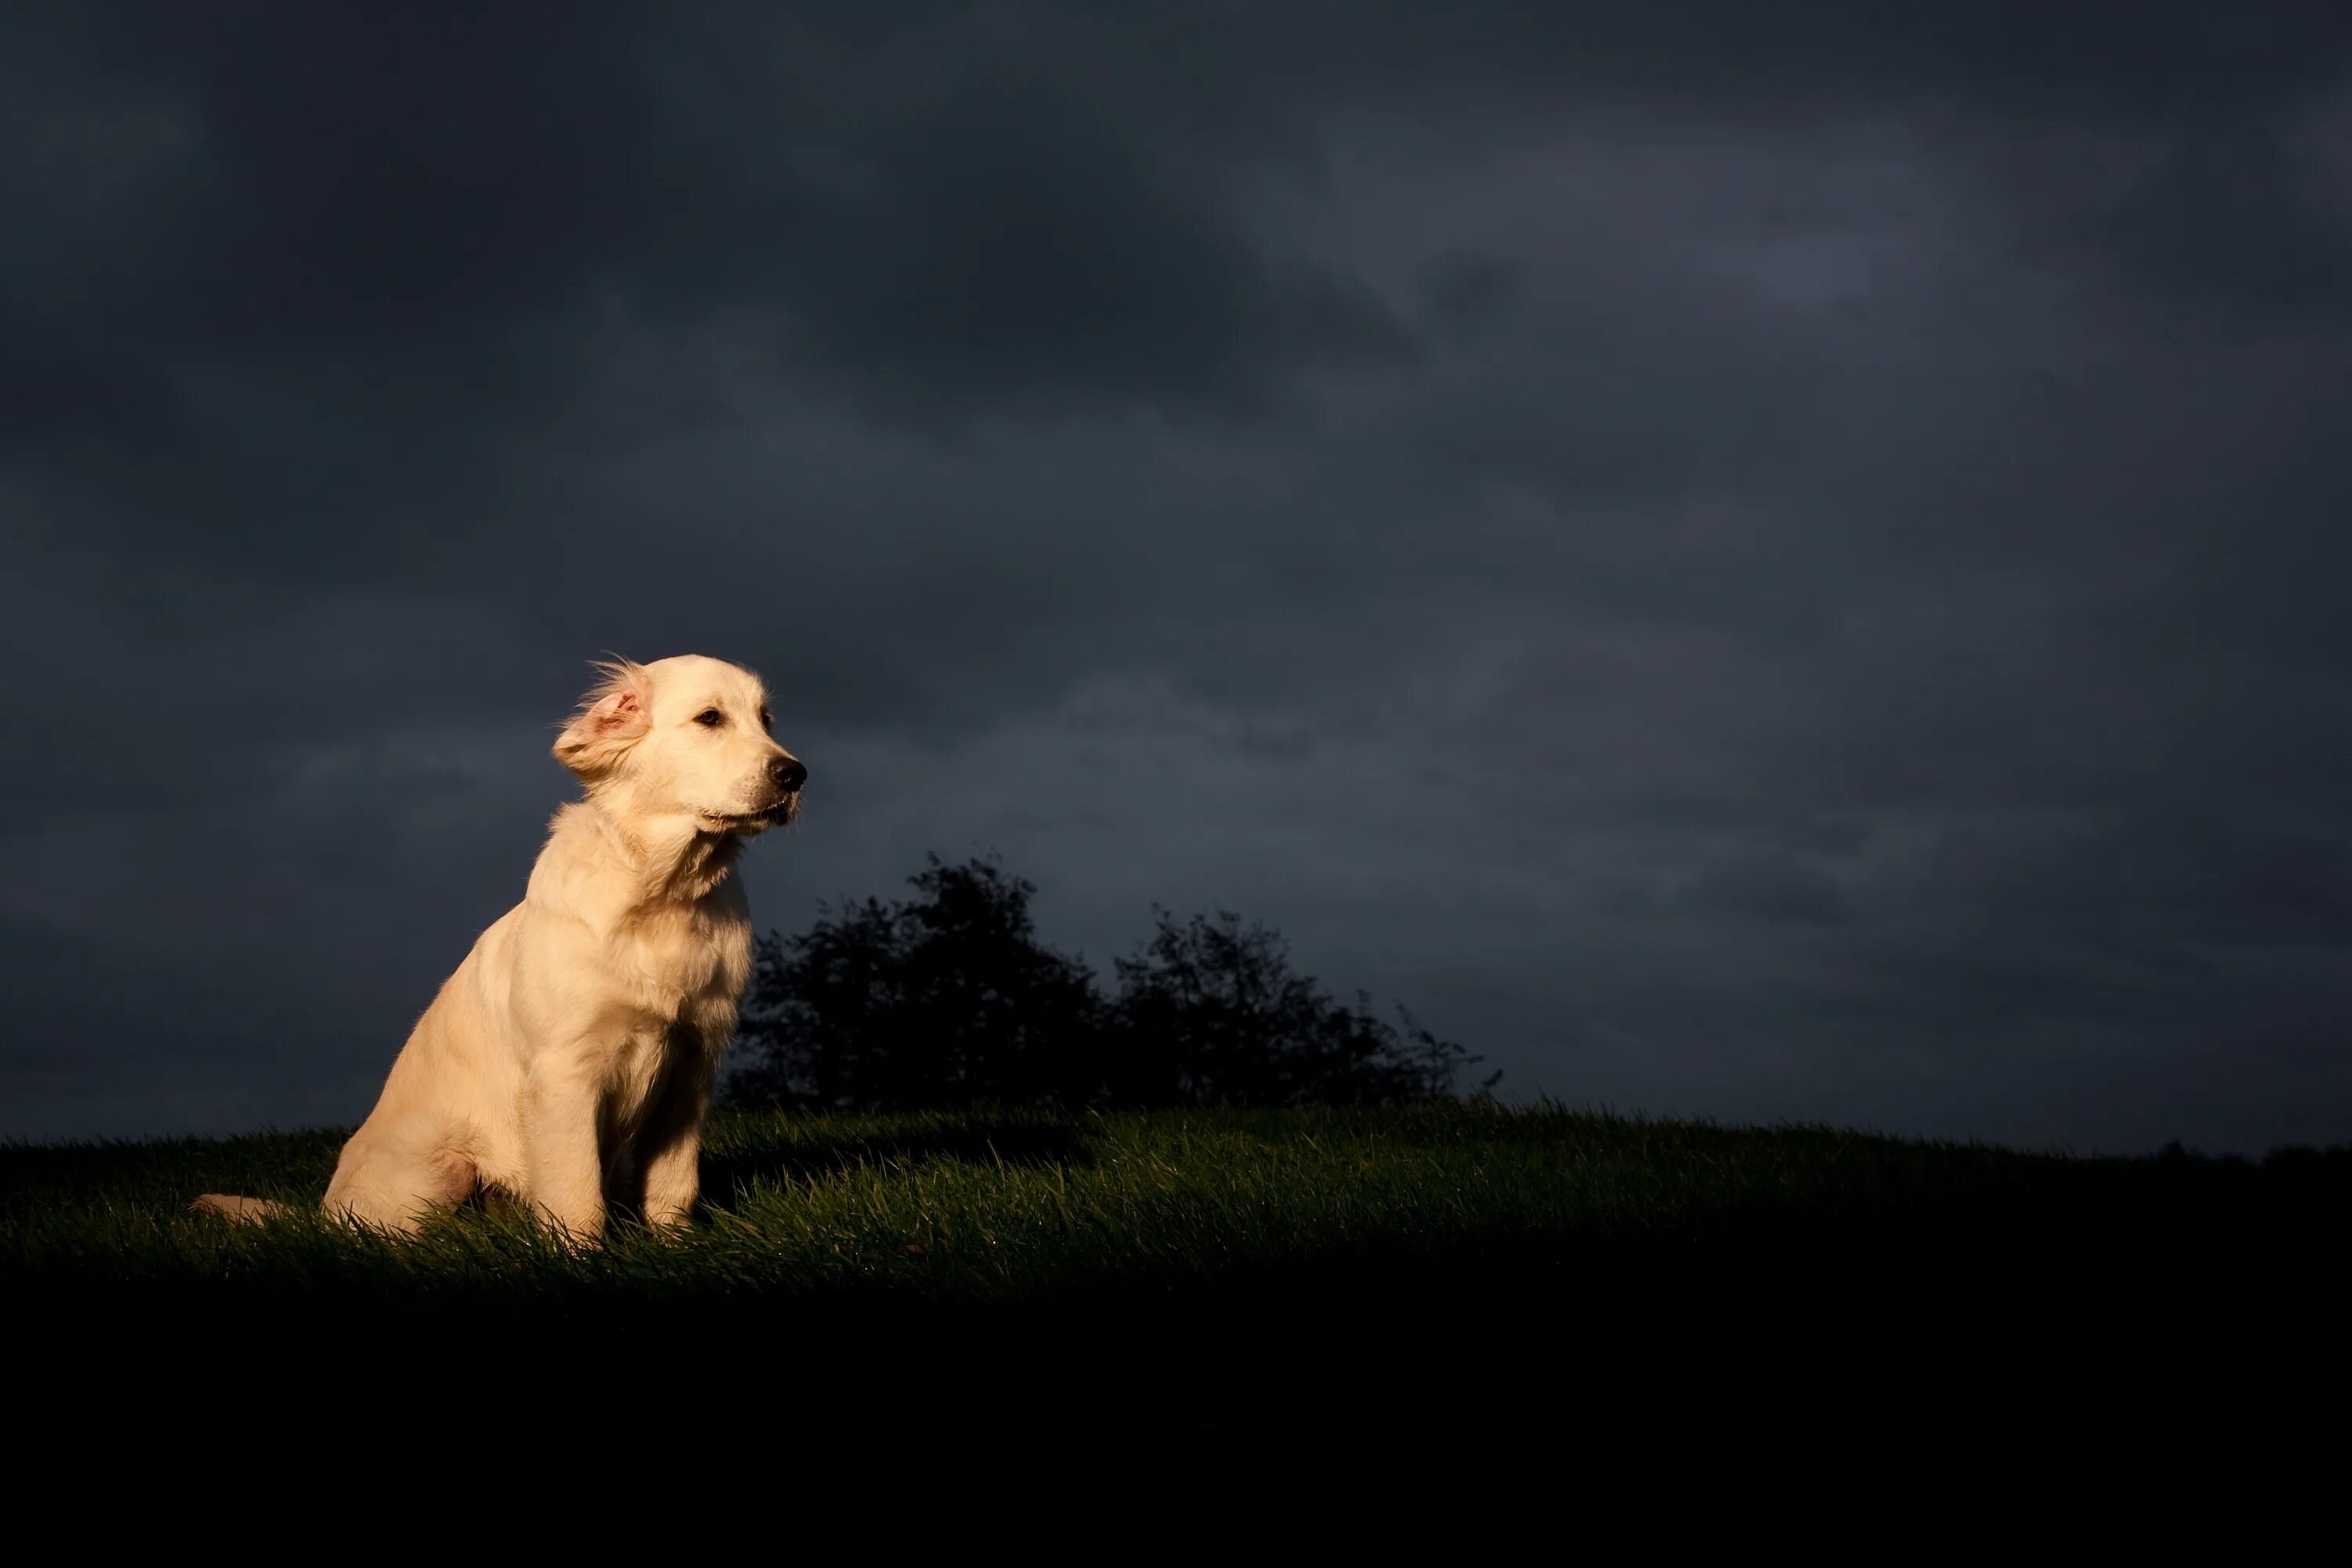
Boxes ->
[636,1051,717,1232]
[524,1052,608,1247]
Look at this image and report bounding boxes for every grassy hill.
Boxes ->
[8,1102,2343,1428]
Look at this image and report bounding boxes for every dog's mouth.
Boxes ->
[699,793,800,833]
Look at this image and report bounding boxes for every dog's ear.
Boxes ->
[554,666,651,779]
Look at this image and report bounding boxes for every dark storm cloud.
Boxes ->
[2087,124,2352,321]
[3,2,1416,581]
[5,2,2350,1152]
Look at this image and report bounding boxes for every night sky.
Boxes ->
[6,5,2350,1154]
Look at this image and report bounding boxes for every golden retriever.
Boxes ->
[194,654,804,1243]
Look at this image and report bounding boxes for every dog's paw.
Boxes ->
[537,1218,606,1255]
[191,1193,291,1223]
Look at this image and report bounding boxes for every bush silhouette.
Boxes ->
[728,855,1493,1111]
[728,856,1101,1112]
[1105,906,1490,1107]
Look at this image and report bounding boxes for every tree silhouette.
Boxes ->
[729,856,1100,1112]
[1106,906,1492,1107]
[728,855,1493,1111]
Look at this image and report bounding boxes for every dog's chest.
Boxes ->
[618,902,753,1024]
[601,906,752,1134]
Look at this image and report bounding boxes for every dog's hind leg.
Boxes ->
[321,1117,480,1236]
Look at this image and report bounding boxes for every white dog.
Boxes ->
[194,654,804,1243]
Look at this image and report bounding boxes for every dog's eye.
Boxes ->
[757,709,772,729]
[695,709,724,728]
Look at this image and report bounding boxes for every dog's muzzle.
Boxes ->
[702,792,800,832]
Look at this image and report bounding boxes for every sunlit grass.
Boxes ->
[8,1102,2340,1331]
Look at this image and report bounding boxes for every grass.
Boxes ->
[8,1102,2344,1429]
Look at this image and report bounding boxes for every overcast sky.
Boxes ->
[5,5,2350,1154]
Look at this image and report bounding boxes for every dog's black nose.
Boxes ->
[769,754,808,791]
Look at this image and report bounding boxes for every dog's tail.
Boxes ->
[191,1193,298,1223]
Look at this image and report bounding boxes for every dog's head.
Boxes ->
[554,655,804,837]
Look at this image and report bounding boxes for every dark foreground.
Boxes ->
[7,1104,2343,1440]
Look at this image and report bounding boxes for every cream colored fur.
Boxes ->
[194,654,804,1244]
